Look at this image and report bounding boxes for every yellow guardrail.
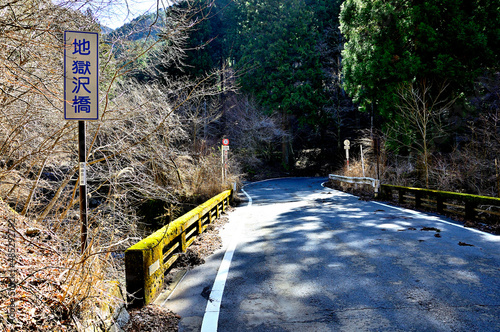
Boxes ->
[125,189,232,307]
[380,184,500,225]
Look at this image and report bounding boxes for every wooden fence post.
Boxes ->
[436,195,444,214]
[465,201,477,221]
[415,191,422,208]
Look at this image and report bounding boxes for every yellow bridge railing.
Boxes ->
[125,189,232,307]
[381,184,500,226]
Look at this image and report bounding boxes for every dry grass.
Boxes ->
[125,305,179,332]
[342,157,377,178]
[174,151,241,203]
[0,199,128,331]
[0,1,244,330]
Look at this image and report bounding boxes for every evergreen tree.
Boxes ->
[166,0,226,79]
[231,0,326,121]
[340,0,500,117]
[226,0,341,165]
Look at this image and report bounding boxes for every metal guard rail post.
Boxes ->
[329,174,380,195]
[125,189,232,307]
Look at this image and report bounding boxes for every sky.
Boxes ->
[58,0,171,30]
[98,0,167,30]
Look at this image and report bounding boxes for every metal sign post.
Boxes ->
[360,145,365,177]
[374,136,380,181]
[344,139,350,171]
[64,31,99,253]
[7,217,16,322]
[78,121,88,253]
[221,139,229,182]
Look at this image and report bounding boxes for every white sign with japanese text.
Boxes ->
[64,31,99,120]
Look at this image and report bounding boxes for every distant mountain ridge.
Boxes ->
[100,25,114,34]
[105,9,166,41]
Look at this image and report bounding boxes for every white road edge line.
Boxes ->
[372,200,499,238]
[200,187,252,332]
[241,187,253,207]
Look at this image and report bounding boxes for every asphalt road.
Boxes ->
[160,177,500,331]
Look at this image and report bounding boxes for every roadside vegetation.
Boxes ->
[0,0,261,330]
[339,0,500,195]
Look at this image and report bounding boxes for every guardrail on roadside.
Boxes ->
[380,184,500,226]
[329,174,380,195]
[125,189,232,307]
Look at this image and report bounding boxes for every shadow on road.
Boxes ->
[219,178,500,331]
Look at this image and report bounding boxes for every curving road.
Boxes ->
[160,177,500,332]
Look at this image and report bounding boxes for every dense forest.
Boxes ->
[169,0,500,194]
[0,0,499,330]
[134,0,499,194]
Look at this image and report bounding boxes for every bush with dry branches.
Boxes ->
[385,80,456,188]
[220,95,285,179]
[0,0,241,330]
